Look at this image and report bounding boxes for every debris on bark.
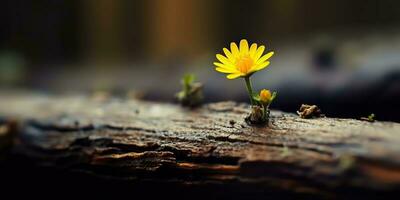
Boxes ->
[297,104,324,118]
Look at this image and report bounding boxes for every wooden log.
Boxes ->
[0,91,400,198]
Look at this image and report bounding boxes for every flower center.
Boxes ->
[235,54,254,74]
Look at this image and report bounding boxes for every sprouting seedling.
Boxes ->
[361,113,375,122]
[368,113,375,121]
[213,39,277,124]
[176,73,203,107]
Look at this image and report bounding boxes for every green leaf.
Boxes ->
[182,74,195,86]
[181,74,195,94]
[252,93,260,100]
[270,91,277,102]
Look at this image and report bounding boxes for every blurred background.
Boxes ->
[0,0,399,121]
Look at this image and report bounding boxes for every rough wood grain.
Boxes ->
[0,91,400,198]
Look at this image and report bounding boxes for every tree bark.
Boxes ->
[0,91,400,198]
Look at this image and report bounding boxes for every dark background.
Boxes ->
[1,0,399,121]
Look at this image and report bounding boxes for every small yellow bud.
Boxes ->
[259,89,272,104]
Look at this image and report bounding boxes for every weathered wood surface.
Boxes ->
[0,91,400,198]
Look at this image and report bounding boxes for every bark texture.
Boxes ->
[0,92,400,198]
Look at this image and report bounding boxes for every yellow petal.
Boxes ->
[256,51,274,64]
[254,45,265,61]
[252,61,270,72]
[213,62,235,70]
[223,48,235,62]
[213,62,227,68]
[249,43,257,57]
[226,73,242,79]
[215,67,236,73]
[230,42,239,57]
[239,39,249,55]
[216,54,232,65]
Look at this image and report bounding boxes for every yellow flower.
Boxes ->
[214,39,274,79]
[259,89,272,104]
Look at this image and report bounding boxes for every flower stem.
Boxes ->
[244,76,255,105]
